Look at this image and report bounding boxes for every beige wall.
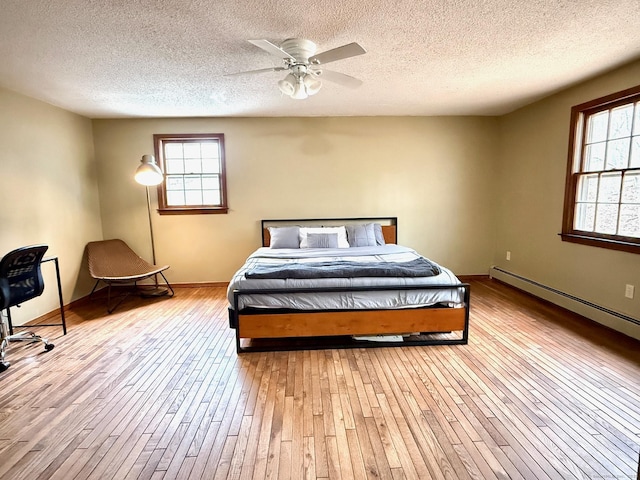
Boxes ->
[6,57,640,337]
[494,59,640,336]
[92,116,499,282]
[0,87,102,325]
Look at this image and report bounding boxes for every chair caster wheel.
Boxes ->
[0,362,9,372]
[45,344,54,351]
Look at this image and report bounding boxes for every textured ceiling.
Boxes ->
[1,0,639,118]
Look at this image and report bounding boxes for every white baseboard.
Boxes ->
[489,266,640,341]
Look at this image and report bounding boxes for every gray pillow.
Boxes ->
[305,233,339,248]
[373,223,386,245]
[346,223,377,247]
[268,226,300,249]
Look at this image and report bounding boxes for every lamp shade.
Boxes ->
[303,75,322,96]
[290,77,308,100]
[278,74,296,96]
[134,154,163,186]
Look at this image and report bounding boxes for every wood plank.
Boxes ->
[0,280,637,479]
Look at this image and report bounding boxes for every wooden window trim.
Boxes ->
[153,133,228,215]
[561,84,640,254]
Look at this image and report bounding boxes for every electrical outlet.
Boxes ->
[625,284,634,299]
[506,251,511,261]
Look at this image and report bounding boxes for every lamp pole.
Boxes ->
[145,185,157,265]
[134,154,167,296]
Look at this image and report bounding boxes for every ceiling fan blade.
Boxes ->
[248,39,296,60]
[309,42,366,65]
[225,66,286,77]
[314,69,363,89]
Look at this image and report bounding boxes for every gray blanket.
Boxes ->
[245,258,441,279]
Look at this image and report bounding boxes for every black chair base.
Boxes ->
[0,323,55,372]
[0,244,57,373]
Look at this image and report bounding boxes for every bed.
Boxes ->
[227,217,469,353]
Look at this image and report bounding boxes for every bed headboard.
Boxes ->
[261,217,397,247]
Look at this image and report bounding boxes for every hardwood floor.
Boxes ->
[0,279,638,479]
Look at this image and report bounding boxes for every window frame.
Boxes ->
[561,84,640,254]
[153,133,228,215]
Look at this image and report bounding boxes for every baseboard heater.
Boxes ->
[489,266,640,328]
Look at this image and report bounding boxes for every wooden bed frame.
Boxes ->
[228,217,470,353]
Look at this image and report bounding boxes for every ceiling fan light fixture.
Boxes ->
[279,73,321,100]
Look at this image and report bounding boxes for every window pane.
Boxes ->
[598,172,622,203]
[575,203,595,231]
[634,102,640,135]
[184,175,201,190]
[595,204,619,234]
[577,174,599,202]
[622,172,640,203]
[605,138,631,170]
[587,111,609,143]
[165,143,183,159]
[166,158,184,174]
[183,143,201,158]
[608,104,633,139]
[619,205,640,237]
[202,174,219,189]
[201,142,219,158]
[630,136,640,168]
[166,176,184,190]
[203,190,221,205]
[201,157,220,173]
[167,190,185,206]
[185,190,203,205]
[184,158,201,174]
[584,143,605,171]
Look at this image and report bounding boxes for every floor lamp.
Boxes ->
[134,154,168,296]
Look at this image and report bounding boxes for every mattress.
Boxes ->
[227,245,464,311]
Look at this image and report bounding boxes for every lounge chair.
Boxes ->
[86,239,174,313]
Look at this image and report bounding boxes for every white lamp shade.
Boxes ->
[291,77,308,100]
[134,154,163,186]
[303,75,322,96]
[278,74,296,96]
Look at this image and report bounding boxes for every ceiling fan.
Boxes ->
[228,38,366,99]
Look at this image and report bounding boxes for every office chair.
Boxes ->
[0,245,55,372]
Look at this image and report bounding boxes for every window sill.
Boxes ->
[559,233,640,254]
[158,207,229,215]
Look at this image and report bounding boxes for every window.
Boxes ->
[153,133,228,215]
[561,85,640,253]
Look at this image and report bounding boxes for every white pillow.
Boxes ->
[299,226,349,248]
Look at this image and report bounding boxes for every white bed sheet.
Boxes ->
[227,245,465,311]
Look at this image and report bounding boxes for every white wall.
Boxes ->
[0,87,102,325]
[92,116,499,282]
